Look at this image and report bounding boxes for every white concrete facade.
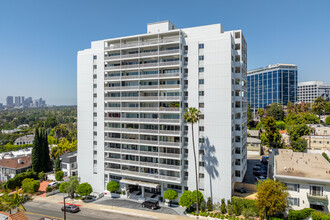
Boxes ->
[77,21,247,203]
[298,81,330,103]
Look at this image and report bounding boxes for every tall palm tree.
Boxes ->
[183,107,200,214]
[312,96,326,122]
[0,189,31,214]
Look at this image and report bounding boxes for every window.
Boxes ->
[285,183,300,192]
[199,173,204,178]
[199,138,204,143]
[199,56,204,61]
[288,198,300,206]
[93,141,97,145]
[93,151,97,155]
[93,65,97,69]
[93,160,97,164]
[199,91,204,96]
[93,74,97,79]
[200,114,204,119]
[93,55,97,59]
[310,186,323,196]
[199,79,204,85]
[199,103,204,108]
[198,44,204,49]
[93,103,97,107]
[93,112,97,117]
[199,67,204,73]
[199,126,204,131]
[93,122,97,126]
[93,84,97,88]
[93,131,97,136]
[235,170,240,177]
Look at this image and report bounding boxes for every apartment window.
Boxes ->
[93,131,97,136]
[310,186,323,196]
[285,183,300,192]
[199,56,204,61]
[93,84,97,88]
[199,126,204,131]
[199,103,204,108]
[198,44,204,49]
[288,198,300,206]
[199,79,204,85]
[184,69,188,73]
[93,65,97,69]
[199,67,204,73]
[199,91,204,96]
[93,160,97,164]
[199,138,204,143]
[93,103,97,107]
[93,74,97,79]
[93,141,97,145]
[200,114,204,119]
[93,112,97,117]
[93,55,97,59]
[199,162,204,167]
[235,170,240,177]
[93,122,97,126]
[199,173,204,178]
[93,151,97,155]
[93,93,97,98]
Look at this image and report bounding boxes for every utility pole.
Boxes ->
[63,195,69,220]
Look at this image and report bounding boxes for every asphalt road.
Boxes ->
[24,200,150,220]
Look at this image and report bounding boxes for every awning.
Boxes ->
[120,178,159,189]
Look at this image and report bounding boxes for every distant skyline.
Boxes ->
[1,0,330,105]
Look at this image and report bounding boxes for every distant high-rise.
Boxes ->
[14,96,21,106]
[247,64,298,112]
[6,96,14,107]
[298,81,330,103]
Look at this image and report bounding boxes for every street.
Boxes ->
[24,200,152,220]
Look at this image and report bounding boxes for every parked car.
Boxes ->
[82,195,96,203]
[253,166,261,170]
[48,182,57,188]
[234,188,247,193]
[142,199,159,210]
[61,205,80,213]
[255,176,266,182]
[253,170,261,176]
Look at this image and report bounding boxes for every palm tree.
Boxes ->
[312,96,326,122]
[0,189,31,214]
[183,107,200,214]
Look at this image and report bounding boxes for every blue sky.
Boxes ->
[0,0,329,105]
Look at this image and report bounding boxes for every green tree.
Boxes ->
[287,101,295,114]
[32,128,41,172]
[257,108,264,120]
[32,128,51,172]
[66,176,80,198]
[312,96,327,122]
[21,178,40,194]
[191,190,203,205]
[291,138,308,152]
[107,181,119,193]
[276,121,286,130]
[38,171,45,180]
[287,124,309,141]
[76,183,93,197]
[247,104,254,128]
[0,189,32,214]
[55,170,64,181]
[268,103,285,121]
[256,179,288,219]
[44,116,58,128]
[55,156,61,172]
[163,189,178,204]
[42,129,51,172]
[325,116,330,125]
[183,107,200,214]
[59,182,68,193]
[262,116,282,148]
[179,190,193,209]
[220,198,226,214]
[207,197,213,211]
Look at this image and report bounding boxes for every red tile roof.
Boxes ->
[0,156,32,169]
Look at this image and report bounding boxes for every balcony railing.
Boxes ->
[104,167,121,173]
[105,38,180,50]
[159,164,181,170]
[159,153,181,158]
[159,175,181,181]
[140,139,158,145]
[139,161,158,167]
[139,151,158,156]
[307,193,328,200]
[159,141,181,147]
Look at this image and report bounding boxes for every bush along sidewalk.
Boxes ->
[188,211,257,220]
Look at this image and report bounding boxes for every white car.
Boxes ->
[48,182,57,188]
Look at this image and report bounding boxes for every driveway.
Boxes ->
[244,155,260,184]
[95,198,180,215]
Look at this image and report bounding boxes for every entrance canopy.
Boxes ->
[120,178,159,189]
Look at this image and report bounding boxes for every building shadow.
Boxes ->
[201,137,219,203]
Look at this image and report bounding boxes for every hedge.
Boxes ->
[0,144,32,153]
[288,208,315,220]
[6,171,38,189]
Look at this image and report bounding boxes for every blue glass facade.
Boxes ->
[247,65,297,111]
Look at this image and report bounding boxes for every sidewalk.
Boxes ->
[32,194,193,220]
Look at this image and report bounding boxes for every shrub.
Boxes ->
[191,190,204,205]
[288,208,314,220]
[242,207,257,218]
[46,186,52,192]
[77,182,93,197]
[221,198,226,214]
[55,170,64,181]
[325,116,330,125]
[200,200,207,211]
[207,197,213,211]
[21,178,40,193]
[38,171,45,180]
[6,171,38,189]
[179,190,193,208]
[227,203,233,215]
[163,189,178,202]
[311,211,327,220]
[322,152,330,163]
[106,180,119,193]
[59,182,68,193]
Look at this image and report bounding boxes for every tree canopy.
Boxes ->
[77,183,93,197]
[262,116,282,148]
[107,181,119,193]
[163,189,178,202]
[268,103,285,121]
[179,190,193,208]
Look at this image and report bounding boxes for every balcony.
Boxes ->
[307,193,328,200]
[121,138,139,143]
[104,97,121,101]
[104,167,121,173]
[159,152,181,159]
[159,61,180,67]
[104,147,120,153]
[139,161,158,167]
[159,96,181,101]
[121,169,139,175]
[104,137,121,142]
[104,127,121,132]
[159,141,181,147]
[159,119,180,123]
[139,139,158,145]
[159,107,180,112]
[139,151,158,156]
[104,157,121,163]
[159,164,181,170]
[139,129,159,134]
[159,175,181,182]
[121,149,138,154]
[159,130,181,135]
[139,172,159,178]
[159,73,180,78]
[121,159,139,165]
[140,107,159,111]
[159,84,180,89]
[105,38,179,51]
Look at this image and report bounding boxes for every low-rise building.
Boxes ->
[302,135,330,151]
[308,124,330,136]
[271,149,330,212]
[60,151,77,177]
[14,135,34,145]
[0,156,32,181]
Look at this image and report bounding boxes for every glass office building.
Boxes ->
[247,64,297,112]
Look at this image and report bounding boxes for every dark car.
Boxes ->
[142,200,160,210]
[253,170,261,176]
[82,195,96,203]
[61,205,80,213]
[234,188,247,193]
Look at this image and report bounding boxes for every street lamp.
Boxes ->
[63,195,70,220]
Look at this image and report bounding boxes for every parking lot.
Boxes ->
[95,198,180,215]
[244,155,268,184]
